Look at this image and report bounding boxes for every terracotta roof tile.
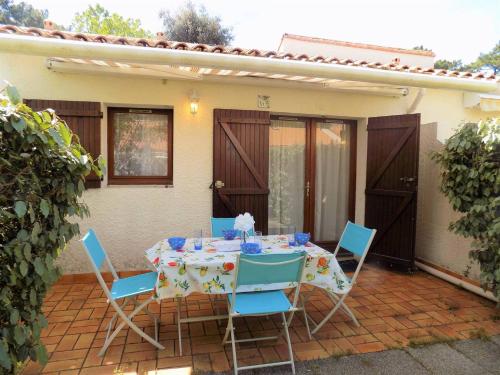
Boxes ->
[0,24,497,82]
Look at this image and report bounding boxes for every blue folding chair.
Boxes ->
[81,230,164,356]
[303,221,376,337]
[211,217,255,237]
[222,252,307,375]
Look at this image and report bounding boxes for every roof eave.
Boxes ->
[0,33,497,93]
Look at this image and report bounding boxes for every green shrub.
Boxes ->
[433,118,499,302]
[0,85,103,373]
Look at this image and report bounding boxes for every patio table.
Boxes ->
[145,235,351,300]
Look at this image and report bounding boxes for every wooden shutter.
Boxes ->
[24,99,102,188]
[213,109,271,233]
[364,114,420,271]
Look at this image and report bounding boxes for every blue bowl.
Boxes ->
[241,242,261,254]
[168,237,186,250]
[222,229,238,240]
[294,232,310,246]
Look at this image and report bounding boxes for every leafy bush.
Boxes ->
[0,85,103,373]
[433,118,499,301]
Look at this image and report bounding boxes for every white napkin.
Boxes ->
[213,240,241,252]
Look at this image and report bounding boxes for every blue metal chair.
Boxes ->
[211,217,255,237]
[222,252,307,375]
[81,230,164,356]
[303,221,376,337]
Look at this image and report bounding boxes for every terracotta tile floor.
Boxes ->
[23,264,500,374]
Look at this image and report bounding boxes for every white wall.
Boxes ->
[279,37,434,68]
[1,53,497,278]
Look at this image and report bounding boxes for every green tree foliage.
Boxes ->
[433,41,499,73]
[433,119,500,302]
[469,41,500,75]
[434,59,466,71]
[0,0,47,27]
[0,85,103,373]
[412,45,432,52]
[159,1,233,45]
[71,3,152,38]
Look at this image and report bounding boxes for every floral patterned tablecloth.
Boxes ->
[145,235,351,300]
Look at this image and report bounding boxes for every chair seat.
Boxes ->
[111,272,157,300]
[228,290,292,315]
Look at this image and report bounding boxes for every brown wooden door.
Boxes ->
[24,99,102,188]
[365,114,420,271]
[213,109,270,233]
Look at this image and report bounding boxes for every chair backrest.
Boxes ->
[338,221,375,257]
[335,221,376,284]
[81,229,118,281]
[235,252,306,288]
[211,217,255,237]
[82,229,107,269]
[230,252,307,314]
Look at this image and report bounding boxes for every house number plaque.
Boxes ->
[257,95,270,109]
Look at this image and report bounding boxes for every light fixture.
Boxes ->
[189,90,199,115]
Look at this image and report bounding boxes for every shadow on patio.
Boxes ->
[22,264,500,374]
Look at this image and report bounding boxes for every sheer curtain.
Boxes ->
[113,112,169,176]
[268,119,306,234]
[314,122,350,241]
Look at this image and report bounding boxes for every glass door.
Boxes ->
[268,117,307,234]
[313,120,351,243]
[268,116,355,247]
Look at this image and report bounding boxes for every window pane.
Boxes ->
[113,112,169,177]
[314,122,350,241]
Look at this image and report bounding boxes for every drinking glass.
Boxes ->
[193,229,203,250]
[286,226,296,246]
[253,231,263,249]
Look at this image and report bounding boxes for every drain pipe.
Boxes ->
[415,260,498,303]
[407,88,426,113]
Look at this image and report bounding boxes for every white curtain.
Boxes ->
[113,112,169,176]
[268,120,306,234]
[314,122,350,241]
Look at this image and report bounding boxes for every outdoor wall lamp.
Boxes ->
[189,90,199,115]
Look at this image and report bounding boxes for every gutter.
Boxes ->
[0,33,497,93]
[415,260,498,303]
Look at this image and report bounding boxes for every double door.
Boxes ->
[268,116,356,248]
[212,109,356,248]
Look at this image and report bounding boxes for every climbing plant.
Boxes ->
[433,118,500,302]
[0,85,103,373]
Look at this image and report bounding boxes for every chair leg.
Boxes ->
[221,316,231,345]
[300,295,312,340]
[229,316,238,375]
[130,296,157,323]
[99,297,164,356]
[339,301,360,327]
[311,294,348,335]
[328,292,360,327]
[281,312,295,375]
[177,297,183,356]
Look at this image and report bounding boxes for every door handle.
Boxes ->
[400,177,416,183]
[214,180,225,189]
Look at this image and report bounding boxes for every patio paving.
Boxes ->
[22,264,500,374]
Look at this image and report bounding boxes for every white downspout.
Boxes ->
[415,261,498,303]
[407,88,426,113]
[0,33,497,93]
